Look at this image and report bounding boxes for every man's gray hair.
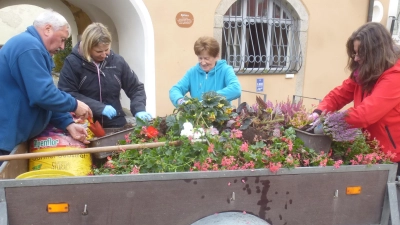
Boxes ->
[33,8,71,37]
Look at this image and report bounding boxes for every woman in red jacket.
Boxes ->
[313,22,400,164]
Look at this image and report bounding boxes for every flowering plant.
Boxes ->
[92,94,394,176]
[170,91,232,134]
[330,130,395,165]
[93,124,339,175]
[306,111,361,142]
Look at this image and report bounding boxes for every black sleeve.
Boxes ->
[120,60,146,116]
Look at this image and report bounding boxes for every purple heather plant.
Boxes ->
[321,111,361,142]
[251,100,274,113]
[251,98,306,127]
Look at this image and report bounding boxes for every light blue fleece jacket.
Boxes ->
[0,26,77,152]
[169,60,241,106]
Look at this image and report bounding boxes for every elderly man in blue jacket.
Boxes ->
[0,9,92,160]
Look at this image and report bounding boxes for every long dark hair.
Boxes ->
[346,22,400,93]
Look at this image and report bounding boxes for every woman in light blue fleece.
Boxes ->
[169,36,241,107]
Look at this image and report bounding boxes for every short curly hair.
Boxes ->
[193,36,220,57]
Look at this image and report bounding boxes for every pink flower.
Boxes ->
[240,142,249,152]
[286,139,293,151]
[124,134,131,143]
[207,127,219,135]
[193,162,201,170]
[333,160,343,169]
[356,154,363,163]
[212,164,219,171]
[286,154,294,164]
[303,159,310,166]
[104,160,115,169]
[130,165,140,174]
[350,159,358,165]
[221,156,236,167]
[268,162,282,173]
[207,143,215,153]
[230,129,243,139]
[201,162,209,171]
[319,158,328,167]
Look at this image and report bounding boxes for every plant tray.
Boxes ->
[294,128,332,153]
[89,128,134,159]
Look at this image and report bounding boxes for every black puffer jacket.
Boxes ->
[58,43,146,128]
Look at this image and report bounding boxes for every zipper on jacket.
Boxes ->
[114,74,122,89]
[385,126,397,149]
[78,76,87,90]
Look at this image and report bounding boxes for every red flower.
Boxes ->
[145,126,159,138]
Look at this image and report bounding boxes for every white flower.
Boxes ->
[180,122,206,141]
[181,122,194,137]
[182,122,193,131]
[193,128,205,139]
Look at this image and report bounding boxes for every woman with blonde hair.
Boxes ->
[58,22,151,128]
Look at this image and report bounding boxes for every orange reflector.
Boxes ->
[47,203,69,213]
[346,186,362,195]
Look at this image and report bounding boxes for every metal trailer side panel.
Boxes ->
[1,166,396,225]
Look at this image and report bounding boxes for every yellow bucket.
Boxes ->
[16,169,75,179]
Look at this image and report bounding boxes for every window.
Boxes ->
[221,0,302,74]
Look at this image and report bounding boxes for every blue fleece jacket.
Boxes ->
[0,26,77,152]
[169,60,241,106]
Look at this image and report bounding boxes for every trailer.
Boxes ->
[0,143,399,225]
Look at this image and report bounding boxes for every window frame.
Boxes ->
[222,0,301,74]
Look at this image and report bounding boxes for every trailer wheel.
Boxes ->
[191,212,270,225]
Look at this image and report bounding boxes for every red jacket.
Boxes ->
[317,60,400,162]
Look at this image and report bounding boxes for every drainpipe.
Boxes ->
[367,0,374,22]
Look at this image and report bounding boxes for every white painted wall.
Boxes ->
[0,1,78,45]
[0,5,45,45]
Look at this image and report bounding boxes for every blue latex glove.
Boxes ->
[102,105,117,119]
[135,111,152,121]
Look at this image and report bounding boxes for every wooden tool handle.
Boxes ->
[0,141,180,161]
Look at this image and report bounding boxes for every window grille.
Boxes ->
[221,0,302,74]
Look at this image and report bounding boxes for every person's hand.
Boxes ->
[135,111,152,121]
[177,98,186,105]
[308,112,319,122]
[75,100,93,120]
[102,105,117,119]
[66,123,90,144]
